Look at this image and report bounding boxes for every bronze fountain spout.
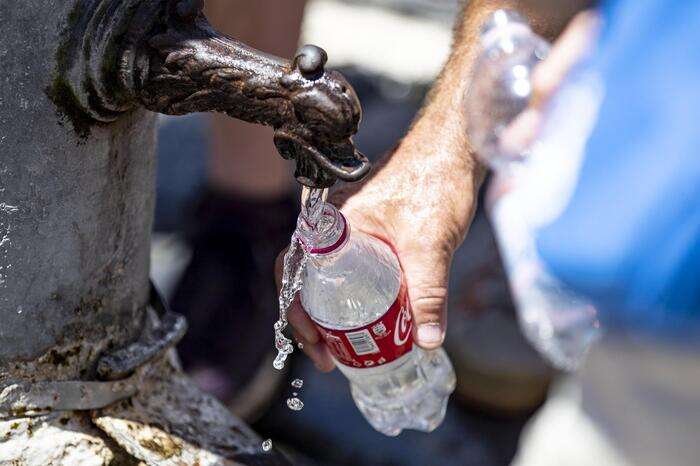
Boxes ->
[50,0,371,188]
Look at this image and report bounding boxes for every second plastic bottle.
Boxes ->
[465,9,602,369]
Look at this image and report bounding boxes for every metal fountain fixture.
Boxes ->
[51,0,370,188]
[0,0,369,463]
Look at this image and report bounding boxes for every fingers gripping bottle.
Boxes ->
[296,202,456,436]
[465,9,601,370]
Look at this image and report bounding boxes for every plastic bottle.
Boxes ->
[296,202,456,436]
[466,9,551,168]
[465,9,601,369]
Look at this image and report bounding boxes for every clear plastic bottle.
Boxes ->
[296,202,456,436]
[466,9,550,169]
[466,9,601,370]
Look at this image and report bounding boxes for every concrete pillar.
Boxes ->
[0,1,300,464]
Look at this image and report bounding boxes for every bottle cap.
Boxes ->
[309,211,349,255]
[296,204,349,255]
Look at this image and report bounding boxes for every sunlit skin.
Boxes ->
[277,0,597,372]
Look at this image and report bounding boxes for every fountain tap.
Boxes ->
[48,0,371,188]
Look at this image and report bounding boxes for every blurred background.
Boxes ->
[150,0,561,464]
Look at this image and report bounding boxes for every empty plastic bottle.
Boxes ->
[466,9,601,370]
[466,8,551,168]
[296,201,456,436]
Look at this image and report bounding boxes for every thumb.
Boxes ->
[401,248,452,350]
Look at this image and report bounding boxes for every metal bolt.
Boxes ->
[294,44,328,80]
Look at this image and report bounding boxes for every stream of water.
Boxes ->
[272,187,327,371]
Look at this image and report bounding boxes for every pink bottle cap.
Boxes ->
[309,211,349,255]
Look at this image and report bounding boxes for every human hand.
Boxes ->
[276,135,484,371]
[273,7,599,373]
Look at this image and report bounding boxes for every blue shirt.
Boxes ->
[536,0,700,334]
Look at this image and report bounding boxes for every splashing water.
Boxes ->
[272,188,327,371]
[286,397,304,411]
[261,439,272,452]
[272,236,306,370]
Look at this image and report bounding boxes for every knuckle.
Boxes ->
[410,286,448,321]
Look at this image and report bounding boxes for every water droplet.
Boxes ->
[16,306,22,315]
[291,378,303,389]
[261,439,272,452]
[275,336,293,353]
[286,397,304,411]
[297,342,304,349]
[273,353,287,371]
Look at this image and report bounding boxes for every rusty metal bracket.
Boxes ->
[0,283,186,418]
[0,377,139,419]
[97,283,187,380]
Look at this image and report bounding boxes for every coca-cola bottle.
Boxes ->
[296,201,456,436]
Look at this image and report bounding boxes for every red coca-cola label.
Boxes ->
[312,286,413,368]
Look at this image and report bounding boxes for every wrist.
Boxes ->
[394,121,486,196]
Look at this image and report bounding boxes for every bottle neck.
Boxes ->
[479,9,532,49]
[295,202,349,257]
